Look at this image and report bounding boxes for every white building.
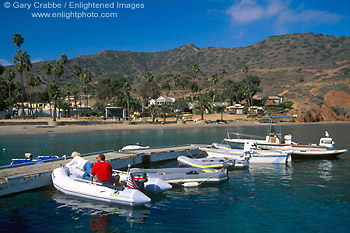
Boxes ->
[149,96,176,106]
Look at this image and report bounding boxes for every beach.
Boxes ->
[1,114,349,135]
[0,114,256,135]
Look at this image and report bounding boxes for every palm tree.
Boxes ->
[4,69,15,115]
[157,103,172,123]
[212,73,224,121]
[43,62,52,116]
[52,61,63,120]
[192,64,205,120]
[123,81,131,121]
[12,33,26,119]
[73,65,81,116]
[11,33,24,49]
[13,49,31,118]
[32,74,41,117]
[70,83,79,118]
[27,73,36,117]
[173,74,180,96]
[5,69,15,98]
[80,69,92,116]
[148,104,157,122]
[49,78,59,121]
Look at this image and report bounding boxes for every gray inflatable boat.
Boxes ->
[131,167,228,187]
[177,156,249,170]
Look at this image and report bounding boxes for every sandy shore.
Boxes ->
[0,114,348,135]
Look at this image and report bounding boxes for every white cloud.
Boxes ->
[0,58,12,66]
[226,0,342,33]
[31,58,43,64]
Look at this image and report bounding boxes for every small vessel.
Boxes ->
[130,167,228,187]
[200,141,292,164]
[52,167,151,207]
[10,153,66,166]
[120,143,150,151]
[224,115,348,159]
[177,156,249,170]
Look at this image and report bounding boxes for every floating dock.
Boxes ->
[0,145,201,197]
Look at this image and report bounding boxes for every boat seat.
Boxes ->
[186,170,199,175]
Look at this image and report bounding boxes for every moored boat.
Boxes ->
[177,156,249,170]
[224,115,348,159]
[120,143,150,151]
[130,167,228,187]
[10,153,66,166]
[52,167,151,207]
[200,141,292,164]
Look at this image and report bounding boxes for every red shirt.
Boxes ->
[90,161,112,182]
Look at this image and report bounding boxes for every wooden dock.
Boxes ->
[0,145,201,197]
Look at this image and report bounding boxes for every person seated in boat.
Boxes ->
[90,153,119,186]
[65,151,95,181]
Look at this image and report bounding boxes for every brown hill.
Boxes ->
[16,33,350,122]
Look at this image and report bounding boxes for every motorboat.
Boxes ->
[120,143,150,151]
[224,115,348,159]
[52,167,151,207]
[289,148,348,160]
[177,156,249,170]
[63,162,172,194]
[130,167,228,187]
[10,153,66,166]
[200,141,292,164]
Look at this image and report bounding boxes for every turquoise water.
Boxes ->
[0,124,350,232]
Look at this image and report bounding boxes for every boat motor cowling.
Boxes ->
[130,172,148,191]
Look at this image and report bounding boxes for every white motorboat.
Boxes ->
[224,115,348,159]
[200,141,292,164]
[177,156,249,170]
[130,167,228,187]
[120,143,150,151]
[52,167,151,207]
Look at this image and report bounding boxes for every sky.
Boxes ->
[1,0,349,66]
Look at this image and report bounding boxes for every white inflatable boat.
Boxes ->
[52,167,151,207]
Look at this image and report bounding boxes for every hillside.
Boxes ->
[25,33,350,121]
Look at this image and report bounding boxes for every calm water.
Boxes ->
[0,124,349,233]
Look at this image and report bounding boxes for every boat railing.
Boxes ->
[226,132,266,140]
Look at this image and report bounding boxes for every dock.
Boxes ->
[0,145,201,197]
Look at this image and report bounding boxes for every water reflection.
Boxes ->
[248,163,293,180]
[51,193,150,225]
[318,160,333,181]
[90,214,112,232]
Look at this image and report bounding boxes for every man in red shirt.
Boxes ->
[90,153,118,186]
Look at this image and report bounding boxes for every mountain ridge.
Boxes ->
[13,32,350,121]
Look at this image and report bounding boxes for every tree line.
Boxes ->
[0,33,263,121]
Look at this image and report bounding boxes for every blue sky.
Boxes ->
[1,0,349,66]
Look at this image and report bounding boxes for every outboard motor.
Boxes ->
[25,152,33,160]
[130,172,148,191]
